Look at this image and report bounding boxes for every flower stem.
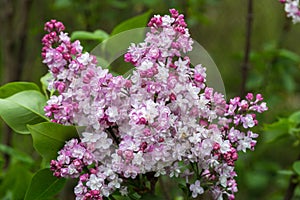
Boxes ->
[146,172,158,195]
[284,175,299,200]
[241,0,253,96]
[284,154,300,200]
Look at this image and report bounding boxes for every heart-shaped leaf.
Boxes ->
[0,82,40,98]
[293,161,300,175]
[111,10,152,36]
[264,118,290,143]
[24,168,66,200]
[71,29,109,42]
[0,90,48,134]
[28,122,79,161]
[289,111,300,124]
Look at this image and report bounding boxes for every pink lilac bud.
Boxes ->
[89,168,97,174]
[143,128,151,136]
[63,53,71,60]
[256,94,263,101]
[169,62,177,69]
[171,42,180,49]
[158,137,164,143]
[85,192,92,198]
[228,194,235,200]
[213,143,221,150]
[44,19,65,32]
[140,142,148,152]
[50,31,57,38]
[80,174,89,182]
[199,119,208,127]
[44,22,54,32]
[194,73,204,83]
[174,26,186,34]
[148,16,162,27]
[137,117,147,125]
[124,53,132,63]
[167,74,177,88]
[73,159,83,167]
[117,150,123,156]
[246,93,253,101]
[56,46,65,53]
[169,93,176,101]
[250,141,257,150]
[148,47,160,59]
[204,88,213,99]
[230,97,240,105]
[54,81,65,93]
[239,100,249,110]
[232,152,238,161]
[54,21,65,32]
[83,69,95,84]
[124,150,134,161]
[176,14,187,27]
[91,190,100,196]
[169,8,179,18]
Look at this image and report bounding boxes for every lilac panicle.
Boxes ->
[43,9,267,200]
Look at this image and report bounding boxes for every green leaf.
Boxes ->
[289,111,300,124]
[96,56,110,69]
[288,111,300,136]
[40,73,54,98]
[53,0,71,8]
[71,29,109,42]
[282,71,296,93]
[111,10,152,36]
[278,49,300,63]
[112,194,132,200]
[277,170,294,176]
[264,118,290,143]
[0,163,33,199]
[178,182,189,193]
[293,161,300,176]
[40,73,52,89]
[0,144,34,165]
[94,30,110,40]
[128,192,142,200]
[0,91,48,134]
[28,122,79,161]
[0,82,40,98]
[24,168,66,200]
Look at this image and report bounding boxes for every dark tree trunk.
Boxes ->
[0,0,33,168]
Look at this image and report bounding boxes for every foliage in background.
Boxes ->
[0,0,300,200]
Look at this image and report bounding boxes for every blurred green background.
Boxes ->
[0,0,300,199]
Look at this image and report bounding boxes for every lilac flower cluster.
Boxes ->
[43,10,267,200]
[279,0,300,23]
[50,139,95,178]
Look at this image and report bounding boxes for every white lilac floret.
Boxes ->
[279,0,300,23]
[42,10,268,200]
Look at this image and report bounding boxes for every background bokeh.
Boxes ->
[1,0,300,199]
